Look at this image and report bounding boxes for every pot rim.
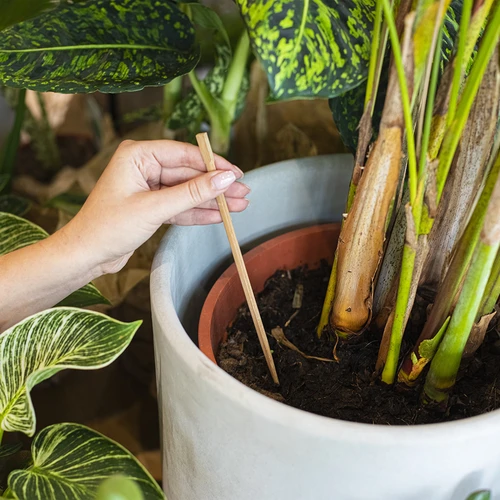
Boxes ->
[151,155,500,445]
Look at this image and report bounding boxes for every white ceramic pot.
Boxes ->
[151,155,500,500]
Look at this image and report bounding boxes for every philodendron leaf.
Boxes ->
[0,0,58,32]
[0,443,22,459]
[0,0,200,93]
[236,0,376,100]
[0,212,109,307]
[0,195,31,217]
[8,423,163,499]
[0,308,141,436]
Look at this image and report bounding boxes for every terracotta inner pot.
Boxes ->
[199,223,341,363]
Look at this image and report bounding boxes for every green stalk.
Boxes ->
[399,150,500,383]
[162,77,183,124]
[436,2,500,200]
[0,88,26,193]
[423,241,500,405]
[381,0,417,205]
[446,0,472,127]
[188,32,249,155]
[477,248,500,319]
[365,0,384,110]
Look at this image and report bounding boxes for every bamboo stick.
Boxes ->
[196,132,279,385]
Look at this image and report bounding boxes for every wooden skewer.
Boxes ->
[196,133,280,385]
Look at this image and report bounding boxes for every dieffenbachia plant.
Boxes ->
[0,211,108,307]
[0,0,201,192]
[0,307,163,499]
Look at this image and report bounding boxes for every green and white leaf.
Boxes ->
[0,0,200,93]
[8,423,163,499]
[0,443,22,459]
[236,0,376,100]
[0,212,109,307]
[0,308,141,436]
[0,195,31,217]
[466,491,491,500]
[0,0,59,33]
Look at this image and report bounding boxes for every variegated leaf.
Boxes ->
[0,212,109,307]
[330,0,462,152]
[8,423,163,499]
[0,0,200,94]
[0,443,22,459]
[0,0,58,32]
[236,0,376,99]
[0,308,141,436]
[0,195,31,217]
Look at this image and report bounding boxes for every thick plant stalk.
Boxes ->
[422,173,500,406]
[381,5,500,383]
[421,51,500,289]
[399,149,500,384]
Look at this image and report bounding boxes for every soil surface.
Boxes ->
[218,263,500,425]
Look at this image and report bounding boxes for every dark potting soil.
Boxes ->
[217,262,500,425]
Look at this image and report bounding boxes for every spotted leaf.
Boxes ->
[7,423,163,499]
[0,0,58,32]
[0,212,109,307]
[0,308,141,436]
[236,0,376,99]
[0,0,200,93]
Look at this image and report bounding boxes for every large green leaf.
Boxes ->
[0,0,58,32]
[330,0,463,152]
[0,212,109,307]
[0,308,141,436]
[0,0,200,93]
[236,0,376,99]
[8,423,163,499]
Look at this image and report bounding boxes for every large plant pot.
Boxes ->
[151,155,500,500]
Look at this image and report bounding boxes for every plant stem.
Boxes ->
[381,0,417,205]
[446,0,472,127]
[477,248,500,319]
[423,241,500,404]
[365,0,384,110]
[0,88,26,193]
[399,149,500,383]
[436,1,500,200]
[423,169,500,405]
[162,77,183,124]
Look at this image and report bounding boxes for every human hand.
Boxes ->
[61,139,249,276]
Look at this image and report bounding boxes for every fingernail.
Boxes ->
[212,171,236,190]
[233,164,244,178]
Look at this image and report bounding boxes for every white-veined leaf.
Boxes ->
[0,212,109,307]
[0,308,141,436]
[8,423,163,499]
[0,195,31,217]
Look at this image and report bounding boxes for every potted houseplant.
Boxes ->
[151,1,500,499]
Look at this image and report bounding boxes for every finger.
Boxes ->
[196,197,249,211]
[160,167,250,196]
[128,140,243,177]
[148,169,237,224]
[168,209,223,226]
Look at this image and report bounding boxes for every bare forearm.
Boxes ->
[0,225,100,332]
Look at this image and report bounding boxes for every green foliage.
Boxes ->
[0,0,58,32]
[0,212,109,307]
[236,0,376,100]
[0,195,31,217]
[466,491,491,500]
[330,0,463,152]
[96,475,145,500]
[0,0,200,93]
[7,423,162,499]
[0,308,141,436]
[45,192,87,216]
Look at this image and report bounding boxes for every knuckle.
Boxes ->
[187,179,205,205]
[118,139,136,151]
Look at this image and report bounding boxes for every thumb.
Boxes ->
[150,170,236,222]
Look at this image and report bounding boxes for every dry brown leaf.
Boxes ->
[271,327,334,363]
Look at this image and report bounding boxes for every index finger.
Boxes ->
[138,139,243,177]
